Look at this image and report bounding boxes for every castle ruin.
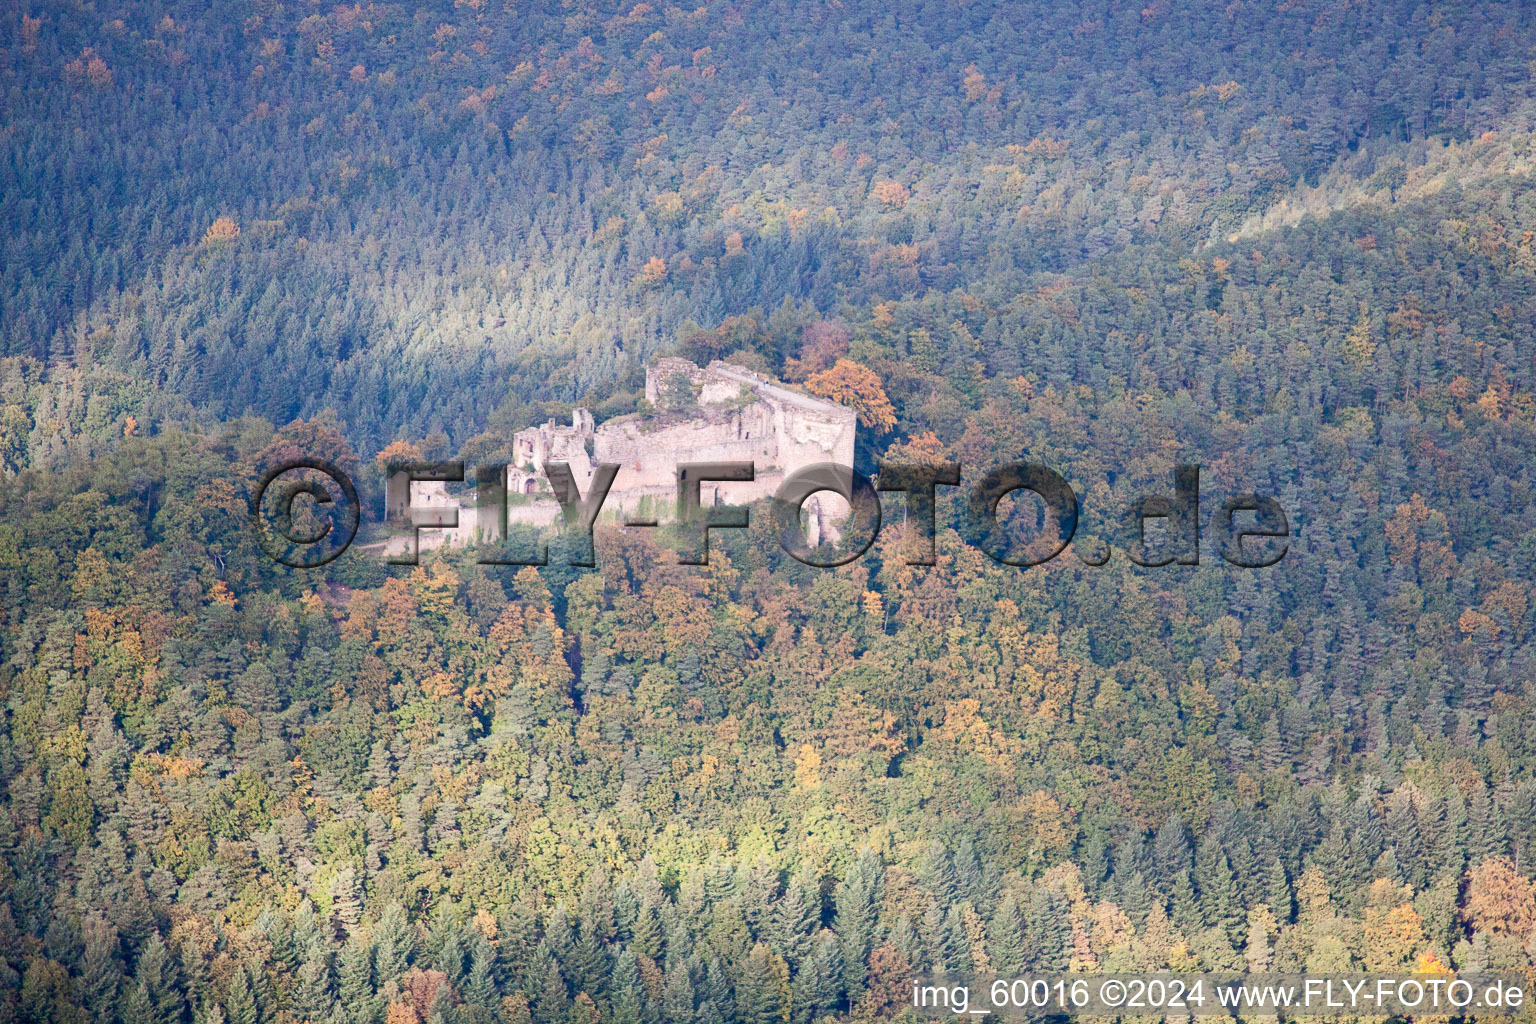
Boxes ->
[387,359,857,555]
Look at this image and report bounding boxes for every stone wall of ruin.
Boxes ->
[390,359,857,551]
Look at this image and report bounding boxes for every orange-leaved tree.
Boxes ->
[375,438,424,468]
[804,358,897,431]
[202,216,240,246]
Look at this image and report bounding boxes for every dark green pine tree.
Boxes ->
[833,848,882,1000]
[1386,798,1426,890]
[1508,781,1536,870]
[1467,783,1506,865]
[121,983,158,1024]
[1432,791,1468,878]
[631,901,663,962]
[441,924,473,992]
[918,840,957,904]
[497,903,538,982]
[124,932,184,1024]
[1264,858,1293,924]
[222,965,258,1024]
[810,931,844,1017]
[373,904,415,983]
[941,905,972,974]
[612,879,640,947]
[543,909,577,973]
[1342,796,1385,893]
[291,945,335,1022]
[662,962,696,1024]
[461,932,498,1015]
[1194,841,1244,945]
[1225,831,1259,909]
[330,867,364,937]
[1169,870,1201,936]
[739,861,777,940]
[703,957,736,1024]
[1078,834,1110,893]
[736,943,784,1024]
[426,983,458,1024]
[771,871,820,969]
[952,839,984,907]
[579,870,618,949]
[7,835,49,939]
[704,858,739,905]
[570,920,610,1000]
[79,911,123,1019]
[292,903,327,968]
[791,945,828,1024]
[920,903,949,974]
[609,949,645,1024]
[988,895,1028,974]
[528,941,568,1024]
[1152,815,1192,891]
[890,913,923,971]
[428,903,467,987]
[338,933,374,1008]
[178,931,211,1012]
[260,910,299,979]
[1114,870,1153,926]
[1022,888,1070,971]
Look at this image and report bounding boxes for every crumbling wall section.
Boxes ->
[394,358,857,551]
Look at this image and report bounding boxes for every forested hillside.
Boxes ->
[6,1,1536,1023]
[5,0,1536,451]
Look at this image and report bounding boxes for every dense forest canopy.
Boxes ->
[6,0,1536,450]
[5,1,1536,1023]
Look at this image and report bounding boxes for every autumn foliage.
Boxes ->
[201,216,241,246]
[636,255,668,286]
[804,358,898,431]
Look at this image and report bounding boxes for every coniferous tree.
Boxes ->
[952,840,984,908]
[221,966,257,1024]
[1153,816,1193,891]
[528,941,568,1024]
[79,911,123,1019]
[772,871,819,969]
[918,841,957,904]
[736,943,783,1024]
[988,894,1028,973]
[374,905,415,983]
[1195,840,1244,945]
[890,913,923,972]
[809,932,844,1020]
[330,868,364,937]
[1022,888,1071,971]
[941,905,972,974]
[136,932,184,1024]
[291,949,335,1024]
[461,932,498,1015]
[609,949,645,1024]
[1264,859,1293,924]
[338,934,376,1023]
[833,848,882,1000]
[702,957,735,1024]
[662,962,696,1024]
